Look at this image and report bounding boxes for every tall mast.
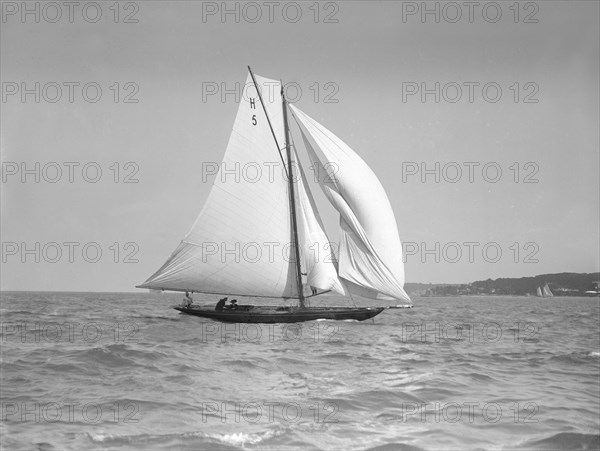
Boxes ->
[247,66,305,307]
[282,86,306,308]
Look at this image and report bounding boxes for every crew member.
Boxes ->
[215,297,227,311]
[183,291,193,308]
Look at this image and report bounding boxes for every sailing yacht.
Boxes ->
[137,67,412,323]
[536,284,554,297]
[542,283,554,297]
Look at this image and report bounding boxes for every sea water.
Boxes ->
[1,292,599,450]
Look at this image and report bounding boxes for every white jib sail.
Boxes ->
[290,104,411,303]
[139,73,299,298]
[291,145,346,296]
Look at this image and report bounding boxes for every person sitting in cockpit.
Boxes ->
[215,297,227,311]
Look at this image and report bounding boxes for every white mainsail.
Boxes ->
[139,74,299,298]
[290,105,411,303]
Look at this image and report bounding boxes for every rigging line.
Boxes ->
[247,66,289,179]
[282,86,306,309]
[347,289,358,308]
[339,279,358,308]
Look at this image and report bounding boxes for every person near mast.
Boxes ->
[183,291,193,308]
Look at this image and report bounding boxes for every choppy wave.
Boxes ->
[1,293,599,450]
[87,427,287,449]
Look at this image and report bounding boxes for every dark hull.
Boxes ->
[173,305,385,323]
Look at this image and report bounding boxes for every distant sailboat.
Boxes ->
[137,67,412,323]
[536,284,553,297]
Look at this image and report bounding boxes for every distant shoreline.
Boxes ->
[406,272,600,297]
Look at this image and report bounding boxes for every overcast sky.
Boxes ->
[1,1,598,291]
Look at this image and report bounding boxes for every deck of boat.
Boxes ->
[173,304,385,323]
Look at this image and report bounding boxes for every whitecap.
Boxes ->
[208,429,281,446]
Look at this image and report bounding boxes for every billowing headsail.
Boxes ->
[291,146,346,296]
[139,74,299,298]
[536,286,543,297]
[290,104,411,303]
